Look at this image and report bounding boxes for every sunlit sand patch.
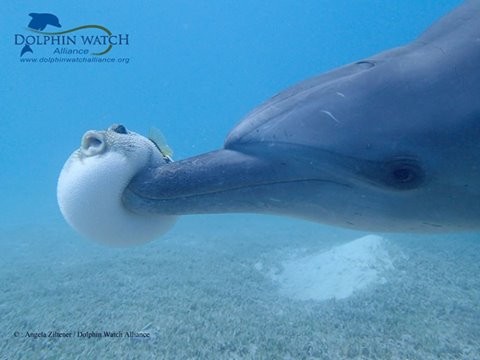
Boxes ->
[264,235,394,301]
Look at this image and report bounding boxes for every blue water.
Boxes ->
[0,0,461,227]
[3,1,480,359]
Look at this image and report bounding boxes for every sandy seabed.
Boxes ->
[1,215,480,359]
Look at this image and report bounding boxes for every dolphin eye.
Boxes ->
[110,124,127,134]
[393,168,414,182]
[383,158,424,190]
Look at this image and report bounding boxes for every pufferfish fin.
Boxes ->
[148,127,174,162]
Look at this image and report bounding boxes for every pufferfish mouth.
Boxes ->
[81,131,106,156]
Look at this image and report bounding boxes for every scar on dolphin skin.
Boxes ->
[320,110,340,124]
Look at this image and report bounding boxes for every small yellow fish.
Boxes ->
[148,127,173,162]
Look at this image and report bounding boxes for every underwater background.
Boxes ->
[2,1,480,359]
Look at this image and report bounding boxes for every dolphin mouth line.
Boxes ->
[128,178,352,202]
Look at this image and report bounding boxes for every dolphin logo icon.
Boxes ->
[28,13,61,30]
[20,13,61,56]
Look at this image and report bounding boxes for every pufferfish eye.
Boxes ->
[110,124,128,134]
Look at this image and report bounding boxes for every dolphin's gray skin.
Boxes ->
[124,1,480,232]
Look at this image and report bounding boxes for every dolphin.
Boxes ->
[28,13,61,30]
[121,0,480,234]
[58,1,480,245]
